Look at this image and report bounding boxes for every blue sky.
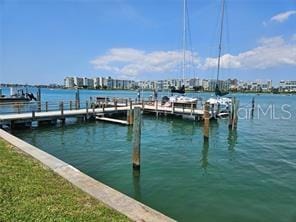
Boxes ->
[0,0,295,85]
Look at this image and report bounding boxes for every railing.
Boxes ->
[0,97,134,115]
[0,97,209,115]
[0,100,83,115]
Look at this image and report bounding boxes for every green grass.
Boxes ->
[0,139,130,222]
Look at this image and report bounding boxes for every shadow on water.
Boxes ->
[228,129,238,161]
[201,140,209,173]
[132,169,141,200]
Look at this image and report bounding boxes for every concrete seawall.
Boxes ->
[0,129,175,222]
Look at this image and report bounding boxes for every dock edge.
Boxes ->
[0,129,175,222]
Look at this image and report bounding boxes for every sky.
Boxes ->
[0,0,296,85]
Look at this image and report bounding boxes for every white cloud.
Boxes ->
[90,48,200,78]
[270,10,296,23]
[203,36,296,70]
[91,36,296,77]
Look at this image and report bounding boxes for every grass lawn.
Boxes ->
[0,138,130,222]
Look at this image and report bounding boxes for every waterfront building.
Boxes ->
[64,77,75,88]
[83,77,94,89]
[74,77,83,88]
[93,77,100,89]
[279,80,296,92]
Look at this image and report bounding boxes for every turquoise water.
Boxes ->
[11,90,296,222]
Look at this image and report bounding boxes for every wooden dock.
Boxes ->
[0,99,216,129]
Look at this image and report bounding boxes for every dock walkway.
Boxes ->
[0,100,216,128]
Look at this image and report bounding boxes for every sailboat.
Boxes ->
[168,0,197,104]
[207,0,232,112]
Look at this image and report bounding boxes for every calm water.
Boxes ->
[10,89,296,222]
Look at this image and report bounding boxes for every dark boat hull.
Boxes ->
[0,97,30,103]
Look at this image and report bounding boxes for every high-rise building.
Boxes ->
[74,77,83,88]
[64,77,75,88]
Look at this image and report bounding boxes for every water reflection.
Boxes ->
[201,140,209,173]
[228,130,237,151]
[132,169,142,200]
[228,130,238,161]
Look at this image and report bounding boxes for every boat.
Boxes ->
[207,0,232,114]
[166,0,197,104]
[0,87,37,103]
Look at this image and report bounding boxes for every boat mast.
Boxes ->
[182,0,186,86]
[216,0,225,88]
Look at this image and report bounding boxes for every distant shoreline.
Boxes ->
[1,84,295,95]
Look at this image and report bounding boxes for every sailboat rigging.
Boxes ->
[171,0,187,95]
[207,0,232,115]
[215,0,229,97]
[166,0,197,103]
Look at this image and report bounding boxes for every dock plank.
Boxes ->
[96,117,129,125]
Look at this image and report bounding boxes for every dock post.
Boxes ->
[75,89,80,109]
[60,101,64,117]
[251,97,255,119]
[75,100,77,110]
[45,101,48,112]
[102,103,105,112]
[232,99,240,130]
[17,103,21,114]
[115,99,117,111]
[125,99,128,107]
[172,102,175,114]
[127,101,134,125]
[86,101,89,116]
[92,105,95,116]
[129,100,133,110]
[132,107,142,170]
[70,101,72,110]
[203,102,210,141]
[37,87,41,112]
[191,103,193,115]
[155,100,158,117]
[217,103,220,118]
[32,110,35,119]
[229,97,234,128]
[142,100,144,109]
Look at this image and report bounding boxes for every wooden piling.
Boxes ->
[127,101,134,125]
[155,100,158,117]
[32,110,35,119]
[17,103,21,114]
[191,103,194,115]
[60,101,64,117]
[37,87,41,112]
[203,102,210,141]
[229,97,235,129]
[172,102,175,114]
[45,101,48,112]
[75,89,80,109]
[251,97,255,119]
[129,100,133,110]
[132,107,142,169]
[114,100,118,111]
[70,101,72,110]
[229,97,239,130]
[86,101,89,115]
[232,99,240,130]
